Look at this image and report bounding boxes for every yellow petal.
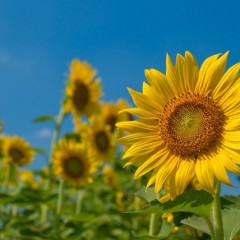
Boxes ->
[134,148,168,178]
[195,53,221,94]
[154,156,180,193]
[195,156,214,193]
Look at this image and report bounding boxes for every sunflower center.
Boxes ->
[9,148,24,163]
[73,82,89,111]
[64,157,84,178]
[95,130,110,152]
[159,92,225,157]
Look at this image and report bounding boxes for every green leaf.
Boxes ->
[32,148,47,156]
[181,216,210,234]
[135,187,158,203]
[68,213,96,222]
[5,188,57,205]
[132,190,213,218]
[222,208,240,240]
[62,132,81,142]
[158,219,175,238]
[32,115,55,123]
[222,195,240,209]
[0,193,13,204]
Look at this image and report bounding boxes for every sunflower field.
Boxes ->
[1,53,240,240]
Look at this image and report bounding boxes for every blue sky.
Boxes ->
[0,0,240,194]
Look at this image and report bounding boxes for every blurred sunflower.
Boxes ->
[102,165,118,187]
[53,139,96,185]
[3,136,35,166]
[81,117,117,163]
[117,51,240,199]
[101,100,132,134]
[64,59,102,121]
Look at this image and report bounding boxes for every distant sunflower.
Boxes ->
[101,100,132,134]
[117,51,240,199]
[102,165,118,187]
[53,139,96,185]
[82,117,117,163]
[3,136,35,166]
[64,59,102,120]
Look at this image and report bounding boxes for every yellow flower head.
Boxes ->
[3,136,35,166]
[81,116,117,163]
[101,100,132,134]
[102,165,118,186]
[64,59,102,120]
[117,51,240,199]
[53,138,96,185]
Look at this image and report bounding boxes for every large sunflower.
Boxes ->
[3,136,35,166]
[117,51,240,199]
[64,59,102,120]
[53,139,96,185]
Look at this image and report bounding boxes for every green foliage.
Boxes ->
[181,216,210,234]
[32,115,55,123]
[135,186,158,203]
[62,132,81,142]
[133,190,213,218]
[222,208,240,240]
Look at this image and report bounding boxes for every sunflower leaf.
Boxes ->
[32,147,47,156]
[32,115,55,123]
[181,216,210,234]
[222,208,240,240]
[130,190,213,218]
[62,132,81,142]
[221,195,240,209]
[135,187,158,203]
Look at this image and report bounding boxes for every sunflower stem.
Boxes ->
[149,213,159,237]
[211,181,224,240]
[41,108,65,223]
[76,190,85,215]
[56,179,65,215]
[46,107,65,190]
[205,217,215,240]
[3,163,15,193]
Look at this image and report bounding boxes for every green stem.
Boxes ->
[211,181,224,240]
[3,163,14,192]
[76,190,85,215]
[149,213,159,237]
[56,179,65,215]
[46,107,65,190]
[205,217,216,240]
[41,108,65,223]
[40,204,48,224]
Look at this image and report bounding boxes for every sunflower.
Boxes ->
[117,51,240,199]
[81,117,117,163]
[64,59,102,120]
[102,165,118,187]
[53,139,96,185]
[3,136,35,166]
[101,100,132,134]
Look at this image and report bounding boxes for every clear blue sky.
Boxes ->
[0,0,240,194]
